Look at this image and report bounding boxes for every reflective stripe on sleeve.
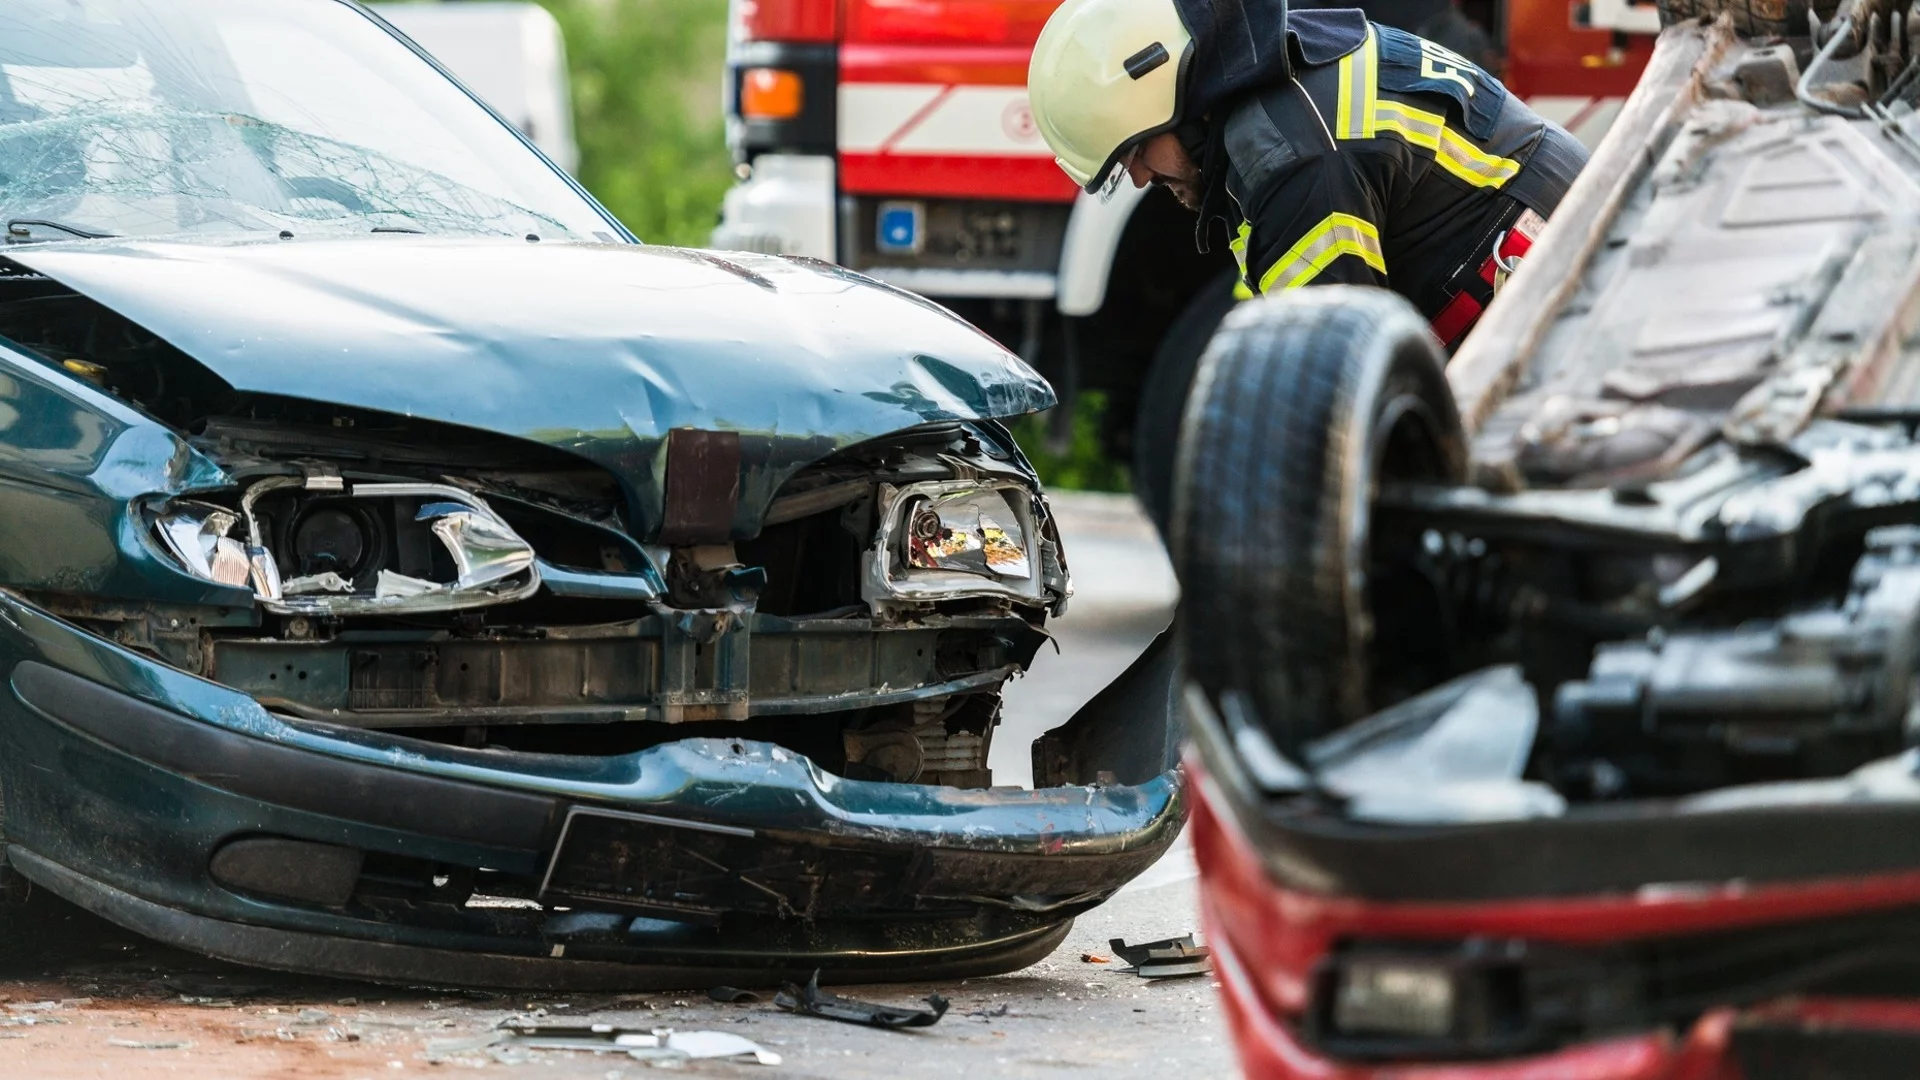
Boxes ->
[1257,212,1386,293]
[1372,100,1520,189]
[1229,222,1257,298]
[1334,28,1378,140]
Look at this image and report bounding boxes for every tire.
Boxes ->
[1171,287,1467,757]
[1655,0,1839,35]
[1133,272,1242,536]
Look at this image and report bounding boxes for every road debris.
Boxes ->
[107,1038,192,1050]
[1080,953,1110,963]
[1109,935,1213,979]
[773,972,948,1029]
[488,1021,780,1065]
[708,986,760,1003]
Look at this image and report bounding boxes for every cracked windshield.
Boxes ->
[0,0,618,241]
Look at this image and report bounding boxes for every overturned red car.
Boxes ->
[1173,0,1920,1075]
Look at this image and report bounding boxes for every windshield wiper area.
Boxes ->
[6,219,116,244]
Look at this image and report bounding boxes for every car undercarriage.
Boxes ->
[1174,2,1920,1073]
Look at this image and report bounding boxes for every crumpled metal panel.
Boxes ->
[0,336,236,603]
[6,238,1056,539]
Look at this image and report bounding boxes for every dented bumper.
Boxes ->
[0,592,1182,988]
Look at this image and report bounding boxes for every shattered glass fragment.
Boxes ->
[0,0,613,242]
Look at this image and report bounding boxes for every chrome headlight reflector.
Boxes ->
[866,480,1045,606]
[153,481,539,614]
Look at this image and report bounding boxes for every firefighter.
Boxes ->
[1027,0,1588,348]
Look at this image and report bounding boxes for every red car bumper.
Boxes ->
[1188,759,1920,1079]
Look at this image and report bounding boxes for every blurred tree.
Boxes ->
[537,0,734,247]
[1009,394,1130,493]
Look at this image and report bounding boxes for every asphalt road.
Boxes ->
[0,492,1233,1079]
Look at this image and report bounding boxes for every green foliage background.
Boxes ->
[491,0,1123,488]
[537,0,736,247]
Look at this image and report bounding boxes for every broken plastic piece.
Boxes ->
[773,971,949,1028]
[374,569,436,598]
[1109,934,1214,979]
[281,572,353,596]
[708,986,760,1003]
[491,1022,779,1065]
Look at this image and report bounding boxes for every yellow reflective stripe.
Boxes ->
[1371,100,1519,189]
[1229,220,1251,284]
[1257,212,1385,293]
[1334,28,1378,140]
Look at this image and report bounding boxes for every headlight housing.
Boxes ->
[151,480,540,615]
[864,480,1050,608]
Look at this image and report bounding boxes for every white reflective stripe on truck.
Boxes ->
[838,83,1054,157]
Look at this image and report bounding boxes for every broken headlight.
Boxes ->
[865,480,1048,606]
[153,480,540,615]
[154,502,275,594]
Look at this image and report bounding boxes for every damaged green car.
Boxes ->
[0,0,1182,988]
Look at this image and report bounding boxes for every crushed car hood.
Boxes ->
[6,237,1053,533]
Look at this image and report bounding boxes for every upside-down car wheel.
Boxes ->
[1171,287,1467,757]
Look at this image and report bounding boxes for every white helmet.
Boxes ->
[1029,0,1195,193]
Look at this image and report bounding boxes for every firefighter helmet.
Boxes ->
[1028,0,1195,193]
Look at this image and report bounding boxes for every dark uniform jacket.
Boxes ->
[1212,11,1588,334]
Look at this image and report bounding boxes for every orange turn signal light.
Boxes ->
[741,68,804,121]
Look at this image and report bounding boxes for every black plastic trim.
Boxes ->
[1187,680,1920,903]
[9,846,1072,990]
[10,661,558,851]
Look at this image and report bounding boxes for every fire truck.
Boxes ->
[713,0,1656,521]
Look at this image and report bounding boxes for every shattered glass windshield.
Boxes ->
[0,0,620,241]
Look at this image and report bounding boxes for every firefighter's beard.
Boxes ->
[1129,134,1204,212]
[1155,175,1204,211]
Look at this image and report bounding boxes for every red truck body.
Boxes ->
[713,0,1653,517]
[715,0,1654,512]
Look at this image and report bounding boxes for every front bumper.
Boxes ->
[0,592,1183,988]
[1185,687,1920,1079]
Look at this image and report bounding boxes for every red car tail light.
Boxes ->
[738,0,838,42]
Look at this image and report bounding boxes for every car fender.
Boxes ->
[0,340,238,604]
